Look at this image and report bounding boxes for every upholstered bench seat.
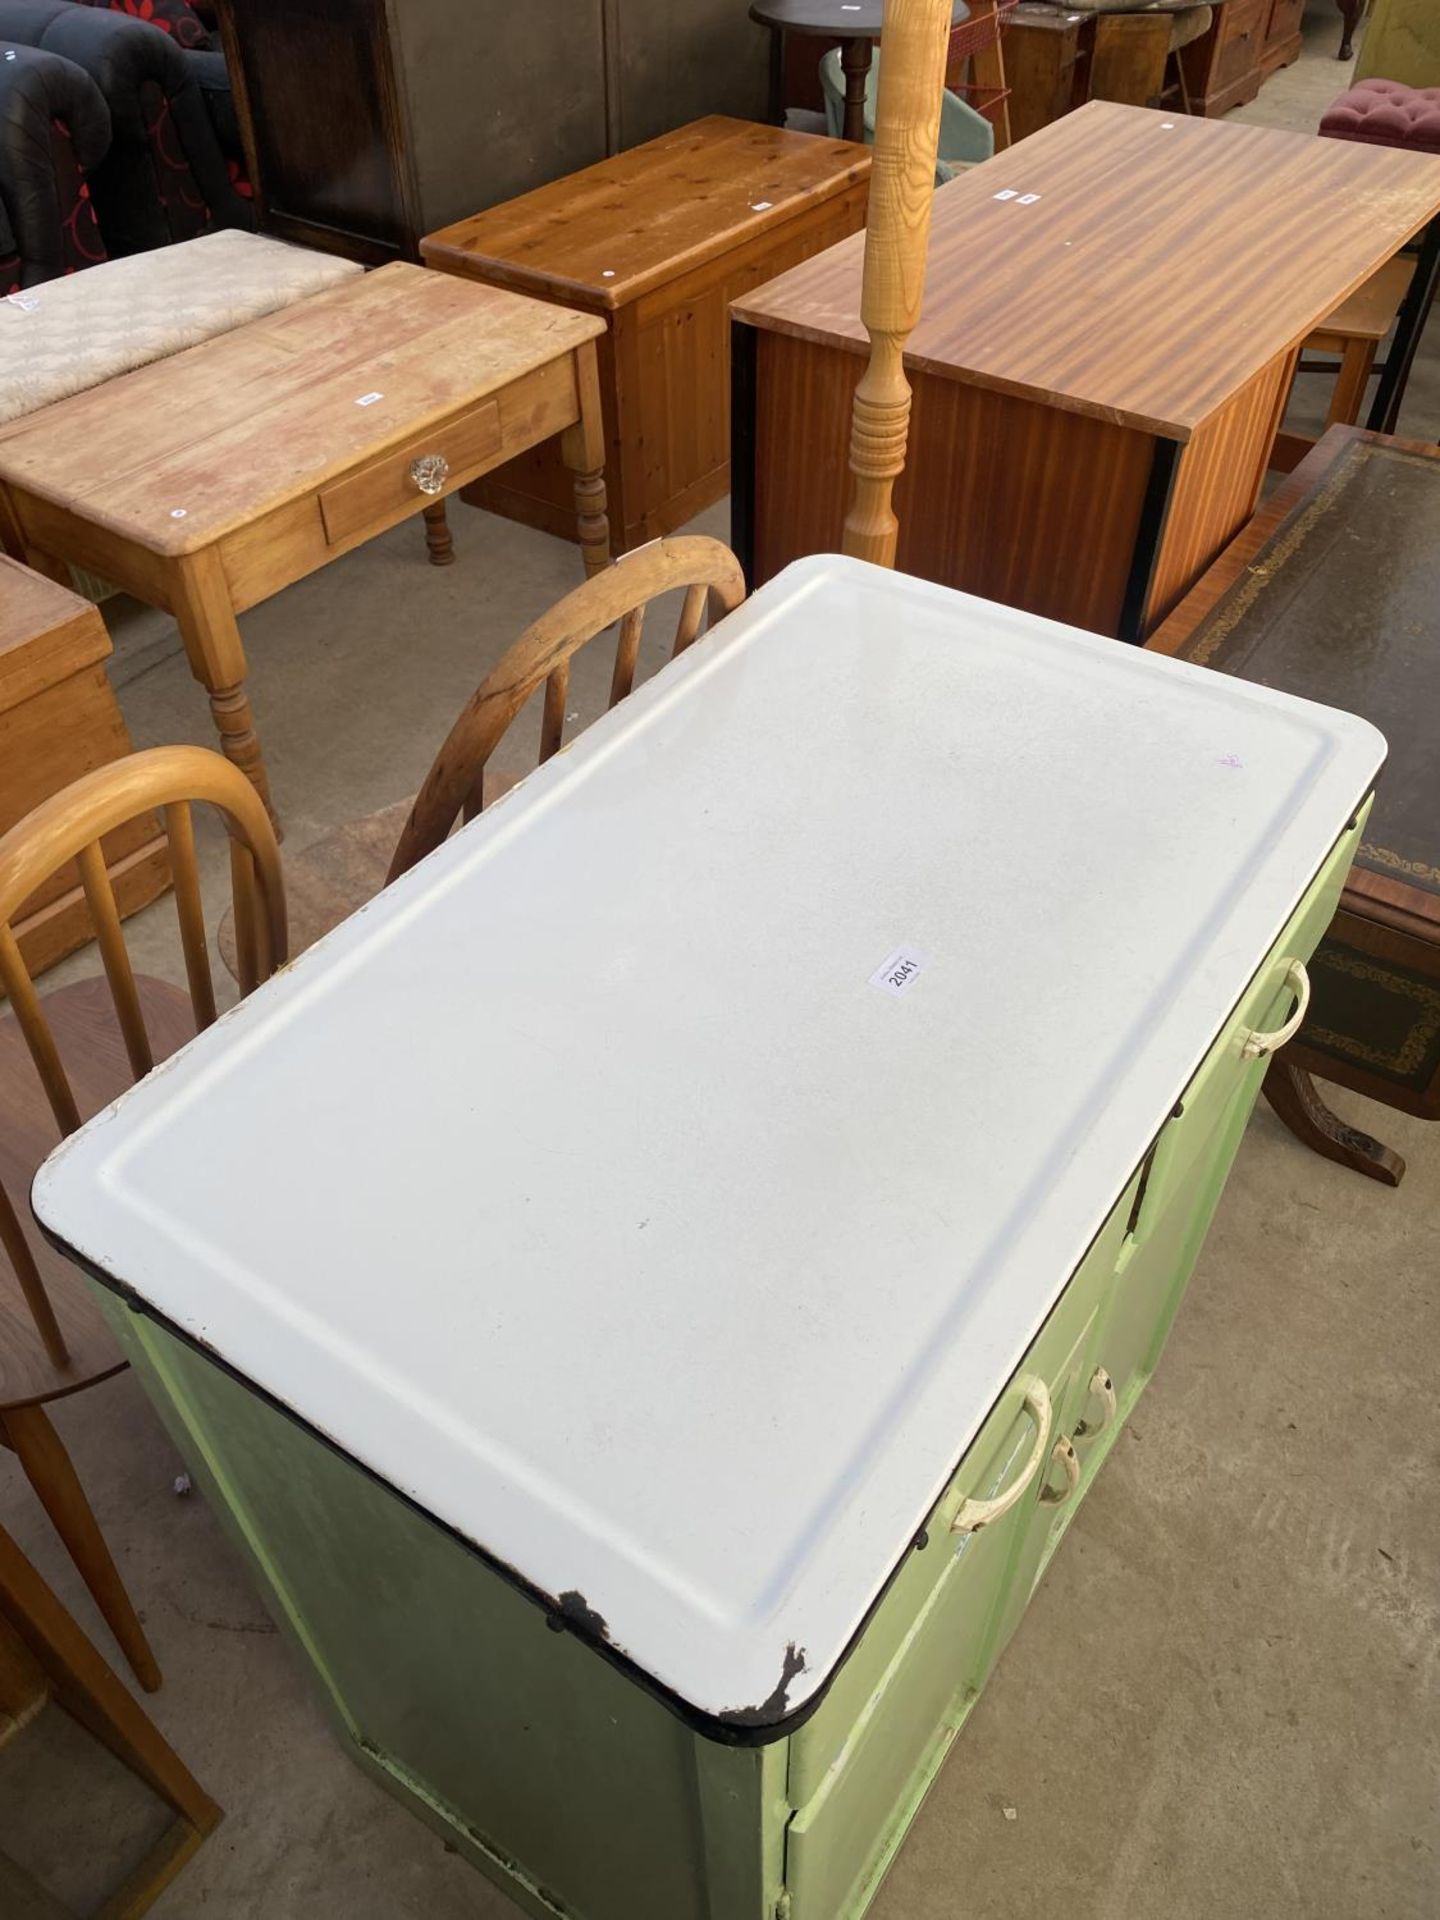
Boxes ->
[0,229,361,428]
[1319,79,1440,158]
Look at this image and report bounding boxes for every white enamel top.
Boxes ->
[34,558,1383,1726]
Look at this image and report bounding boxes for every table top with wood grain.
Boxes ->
[732,101,1440,440]
[0,265,604,555]
[422,116,871,313]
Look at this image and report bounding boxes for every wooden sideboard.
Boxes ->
[1006,0,1304,137]
[214,0,772,264]
[1181,0,1306,117]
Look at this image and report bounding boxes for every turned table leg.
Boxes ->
[1337,0,1364,60]
[1264,1059,1405,1187]
[422,500,456,567]
[170,548,278,831]
[840,37,873,143]
[2,1402,163,1692]
[561,339,611,580]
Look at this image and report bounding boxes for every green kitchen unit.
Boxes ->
[34,559,1383,1920]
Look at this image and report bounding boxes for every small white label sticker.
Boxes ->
[356,391,383,407]
[169,508,188,520]
[992,189,1018,201]
[1017,193,1041,205]
[870,946,929,998]
[751,200,774,212]
[5,291,39,311]
[601,269,616,279]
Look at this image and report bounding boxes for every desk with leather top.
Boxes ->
[1150,424,1440,1185]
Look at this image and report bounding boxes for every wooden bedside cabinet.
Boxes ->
[424,117,870,554]
[0,559,168,976]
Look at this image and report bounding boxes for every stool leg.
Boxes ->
[422,500,456,567]
[1264,1060,1405,1187]
[1325,337,1378,430]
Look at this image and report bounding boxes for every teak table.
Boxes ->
[35,559,1380,1920]
[0,266,608,821]
[423,118,870,555]
[732,102,1440,640]
[1150,425,1440,1187]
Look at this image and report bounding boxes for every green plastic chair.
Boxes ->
[818,45,994,182]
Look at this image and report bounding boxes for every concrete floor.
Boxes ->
[5,2,1439,1914]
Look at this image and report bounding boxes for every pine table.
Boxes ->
[0,265,609,824]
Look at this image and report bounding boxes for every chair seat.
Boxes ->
[0,230,362,429]
[1320,79,1440,156]
[0,975,193,1409]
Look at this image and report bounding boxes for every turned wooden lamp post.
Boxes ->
[842,0,954,567]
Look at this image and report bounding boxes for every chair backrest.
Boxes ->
[818,46,993,170]
[0,745,285,1369]
[386,535,747,883]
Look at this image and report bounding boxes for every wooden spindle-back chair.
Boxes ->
[0,746,286,1692]
[387,534,747,880]
[219,535,747,973]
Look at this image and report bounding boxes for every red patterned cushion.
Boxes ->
[1319,79,1440,157]
[76,0,211,51]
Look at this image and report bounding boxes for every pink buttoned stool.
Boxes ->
[1318,78,1440,429]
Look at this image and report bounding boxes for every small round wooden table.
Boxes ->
[749,0,972,144]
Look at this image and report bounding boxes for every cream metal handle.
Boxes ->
[410,453,451,496]
[1039,1435,1080,1507]
[951,1377,1052,1535]
[1073,1366,1116,1442]
[1241,960,1311,1059]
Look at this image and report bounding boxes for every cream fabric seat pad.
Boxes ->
[0,230,362,429]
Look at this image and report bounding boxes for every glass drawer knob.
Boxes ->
[410,453,450,496]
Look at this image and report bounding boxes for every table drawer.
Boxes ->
[319,399,503,549]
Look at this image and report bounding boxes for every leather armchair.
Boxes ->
[0,36,109,288]
[0,0,251,254]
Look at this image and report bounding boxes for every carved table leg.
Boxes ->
[561,340,612,580]
[170,549,278,834]
[1264,1059,1405,1187]
[1337,0,1364,60]
[422,500,456,567]
[840,37,873,144]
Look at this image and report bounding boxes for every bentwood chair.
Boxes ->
[0,1516,222,1914]
[0,745,286,1691]
[221,534,747,974]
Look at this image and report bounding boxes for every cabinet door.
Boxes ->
[219,0,417,263]
[1089,809,1367,1427]
[784,1297,1105,1920]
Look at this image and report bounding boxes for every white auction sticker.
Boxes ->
[356,391,384,407]
[870,946,929,998]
